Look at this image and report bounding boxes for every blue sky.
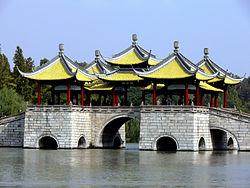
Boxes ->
[0,0,249,76]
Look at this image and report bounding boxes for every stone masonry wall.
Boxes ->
[0,113,25,147]
[24,106,92,148]
[139,106,212,151]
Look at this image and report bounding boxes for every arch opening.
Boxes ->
[101,116,140,149]
[198,137,206,150]
[39,136,58,149]
[210,129,227,150]
[78,136,86,148]
[156,137,177,151]
[227,137,234,150]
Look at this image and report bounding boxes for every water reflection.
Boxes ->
[0,146,249,187]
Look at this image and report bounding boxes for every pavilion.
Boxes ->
[18,34,243,108]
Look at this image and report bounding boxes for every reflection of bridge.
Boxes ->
[0,105,250,151]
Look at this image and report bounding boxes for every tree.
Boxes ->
[0,86,25,116]
[0,53,13,88]
[40,58,48,66]
[12,46,35,102]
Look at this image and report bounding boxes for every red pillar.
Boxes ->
[224,87,227,108]
[113,87,116,106]
[185,82,189,105]
[153,83,156,105]
[116,94,118,106]
[196,84,199,106]
[68,81,71,105]
[38,82,41,105]
[211,94,214,107]
[81,85,84,106]
[201,94,204,106]
[215,93,218,108]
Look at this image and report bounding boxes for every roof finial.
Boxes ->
[95,50,100,57]
[59,44,64,55]
[174,41,179,53]
[204,48,209,58]
[95,50,100,61]
[132,34,138,46]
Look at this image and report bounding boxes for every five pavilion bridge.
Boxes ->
[1,34,248,151]
[0,105,249,151]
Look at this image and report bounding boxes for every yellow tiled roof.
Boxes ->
[224,77,241,85]
[24,61,73,80]
[106,51,145,65]
[84,80,113,91]
[195,72,215,81]
[201,64,214,74]
[207,77,223,83]
[139,59,193,79]
[199,81,223,92]
[148,58,161,66]
[76,71,93,82]
[100,72,143,81]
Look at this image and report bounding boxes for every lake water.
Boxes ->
[0,144,250,188]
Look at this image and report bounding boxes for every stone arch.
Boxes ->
[198,137,206,150]
[77,135,86,148]
[154,135,179,151]
[96,114,139,148]
[210,127,239,150]
[38,135,59,149]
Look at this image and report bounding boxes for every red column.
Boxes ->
[113,87,116,106]
[224,87,227,108]
[116,94,118,106]
[211,94,214,107]
[215,94,218,108]
[81,85,84,106]
[201,94,204,106]
[38,82,41,105]
[68,81,71,105]
[185,82,189,105]
[153,83,156,105]
[196,84,199,106]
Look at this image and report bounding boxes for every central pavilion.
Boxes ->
[18,34,243,108]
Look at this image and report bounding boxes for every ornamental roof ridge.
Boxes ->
[112,45,133,58]
[63,54,86,72]
[177,52,198,70]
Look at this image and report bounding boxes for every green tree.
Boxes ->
[0,86,25,116]
[227,86,243,109]
[12,46,35,102]
[40,58,48,66]
[0,53,14,88]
